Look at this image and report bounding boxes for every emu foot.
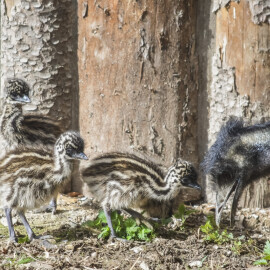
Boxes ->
[32,238,57,249]
[8,237,19,246]
[32,235,56,249]
[30,234,54,241]
[109,236,129,243]
[136,218,154,230]
[122,209,154,230]
[34,204,57,215]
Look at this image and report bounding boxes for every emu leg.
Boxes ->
[122,209,153,229]
[18,212,56,248]
[48,195,57,215]
[17,211,37,241]
[4,207,17,243]
[35,194,57,214]
[18,211,54,241]
[230,178,244,226]
[215,180,238,226]
[103,204,117,238]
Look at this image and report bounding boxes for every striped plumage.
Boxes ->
[0,78,62,152]
[0,78,63,213]
[0,131,88,243]
[82,152,200,238]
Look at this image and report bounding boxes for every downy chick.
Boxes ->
[1,78,63,213]
[0,131,88,243]
[82,152,201,238]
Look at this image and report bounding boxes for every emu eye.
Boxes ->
[66,147,73,156]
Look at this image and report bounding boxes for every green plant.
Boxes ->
[254,241,270,266]
[200,215,233,244]
[159,204,196,229]
[17,256,35,265]
[231,240,242,254]
[83,210,155,241]
[18,235,29,244]
[2,255,36,267]
[173,204,195,229]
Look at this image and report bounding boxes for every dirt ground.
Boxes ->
[0,194,270,270]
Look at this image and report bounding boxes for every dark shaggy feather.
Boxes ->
[201,117,244,178]
[201,117,270,226]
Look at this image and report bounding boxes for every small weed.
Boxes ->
[200,215,233,244]
[83,210,155,241]
[2,254,36,267]
[173,204,196,229]
[160,204,196,229]
[18,235,29,244]
[254,241,270,266]
[17,256,35,265]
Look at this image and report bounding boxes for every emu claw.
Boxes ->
[8,238,19,246]
[36,235,54,240]
[110,236,129,243]
[32,235,56,249]
[32,238,57,249]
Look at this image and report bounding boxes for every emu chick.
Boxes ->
[1,78,63,213]
[0,131,88,243]
[82,153,200,238]
[202,118,270,225]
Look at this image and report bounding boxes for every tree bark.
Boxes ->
[78,0,200,201]
[1,0,79,192]
[206,1,270,207]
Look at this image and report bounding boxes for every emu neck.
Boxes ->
[145,175,179,201]
[0,103,23,146]
[54,149,73,178]
[1,103,22,124]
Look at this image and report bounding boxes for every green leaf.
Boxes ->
[174,204,185,219]
[98,227,110,239]
[17,257,35,265]
[264,241,270,255]
[86,210,155,241]
[263,255,270,261]
[254,259,268,266]
[18,236,29,244]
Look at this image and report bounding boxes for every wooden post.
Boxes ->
[206,1,270,207]
[78,0,200,201]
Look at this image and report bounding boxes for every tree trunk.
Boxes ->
[78,0,200,201]
[206,0,270,207]
[1,0,79,192]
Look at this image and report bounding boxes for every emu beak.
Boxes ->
[72,152,88,160]
[215,180,238,227]
[16,95,31,103]
[215,201,223,227]
[188,182,201,190]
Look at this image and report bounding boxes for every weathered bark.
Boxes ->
[206,1,270,207]
[78,0,200,201]
[196,0,216,194]
[1,0,79,192]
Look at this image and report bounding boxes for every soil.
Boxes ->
[0,194,270,270]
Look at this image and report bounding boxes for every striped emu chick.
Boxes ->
[201,118,270,226]
[0,131,88,243]
[82,153,201,238]
[1,78,63,151]
[1,78,63,213]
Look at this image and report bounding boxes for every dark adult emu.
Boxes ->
[201,117,270,226]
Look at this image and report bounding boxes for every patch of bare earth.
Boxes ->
[0,194,270,270]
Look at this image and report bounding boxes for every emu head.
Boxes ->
[55,131,88,161]
[5,78,31,104]
[165,159,201,190]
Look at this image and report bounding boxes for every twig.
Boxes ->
[129,256,141,270]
